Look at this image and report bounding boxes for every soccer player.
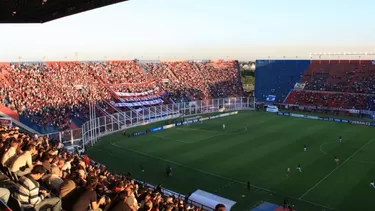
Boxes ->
[223,124,226,130]
[286,167,290,177]
[304,145,307,152]
[247,181,251,191]
[334,156,340,165]
[140,164,145,172]
[370,181,375,188]
[296,164,302,172]
[166,166,172,177]
[339,136,342,143]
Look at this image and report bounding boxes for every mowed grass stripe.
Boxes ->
[306,161,375,208]
[136,113,273,163]
[254,122,371,193]
[299,137,375,199]
[115,112,256,156]
[88,111,375,211]
[175,114,297,165]
[107,131,335,211]
[336,165,375,211]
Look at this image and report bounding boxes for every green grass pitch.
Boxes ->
[87,111,375,211]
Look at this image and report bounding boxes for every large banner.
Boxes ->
[0,117,12,127]
[112,99,163,107]
[266,95,276,102]
[119,91,167,103]
[266,105,278,113]
[115,89,156,97]
[277,112,374,127]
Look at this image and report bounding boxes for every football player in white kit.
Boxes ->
[296,164,302,172]
[286,167,290,177]
[334,156,340,166]
[370,181,375,188]
[223,123,226,130]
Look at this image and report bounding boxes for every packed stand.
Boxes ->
[145,61,243,102]
[285,61,375,110]
[0,125,209,211]
[195,60,243,98]
[95,61,158,96]
[0,62,113,131]
[0,60,243,133]
[143,62,194,102]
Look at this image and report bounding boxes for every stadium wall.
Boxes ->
[255,60,310,102]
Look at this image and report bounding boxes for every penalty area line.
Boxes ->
[299,137,375,200]
[110,142,336,211]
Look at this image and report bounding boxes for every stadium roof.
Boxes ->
[0,0,128,23]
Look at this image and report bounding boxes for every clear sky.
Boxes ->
[0,0,375,61]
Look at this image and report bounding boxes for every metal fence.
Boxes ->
[40,97,254,147]
[82,97,255,147]
[43,128,82,145]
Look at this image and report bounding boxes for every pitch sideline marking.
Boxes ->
[110,142,335,211]
[300,137,375,200]
[320,140,375,164]
[213,182,234,193]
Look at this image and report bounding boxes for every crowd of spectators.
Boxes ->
[0,125,215,211]
[195,61,242,98]
[144,61,243,102]
[286,90,371,110]
[285,62,375,110]
[0,60,243,132]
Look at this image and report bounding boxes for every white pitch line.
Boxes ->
[213,182,234,193]
[110,142,336,211]
[299,137,375,200]
[111,142,273,193]
[319,141,338,155]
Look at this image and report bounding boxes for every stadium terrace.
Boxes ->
[1,58,375,211]
[0,60,243,134]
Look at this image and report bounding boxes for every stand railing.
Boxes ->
[82,97,254,147]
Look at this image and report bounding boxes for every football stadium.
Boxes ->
[1,1,375,211]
